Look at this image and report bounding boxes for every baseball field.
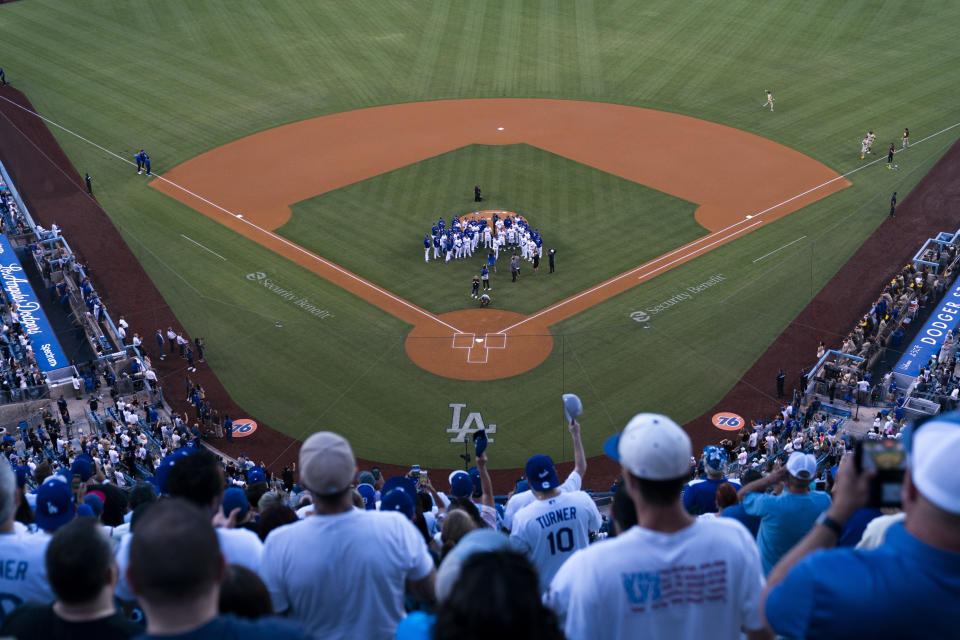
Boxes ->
[1,0,959,473]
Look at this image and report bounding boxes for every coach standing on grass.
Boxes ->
[890,192,897,217]
[511,253,520,282]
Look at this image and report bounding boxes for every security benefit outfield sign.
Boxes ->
[0,235,69,371]
[893,281,960,379]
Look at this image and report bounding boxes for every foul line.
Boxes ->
[499,120,960,334]
[180,234,227,261]
[0,94,462,335]
[2,93,958,338]
[752,236,807,263]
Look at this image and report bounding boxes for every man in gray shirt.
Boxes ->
[511,253,520,282]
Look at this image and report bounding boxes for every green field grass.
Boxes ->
[2,0,959,467]
[279,143,702,315]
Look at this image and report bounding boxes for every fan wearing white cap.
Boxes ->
[509,454,601,593]
[762,416,960,639]
[260,432,436,640]
[545,414,768,640]
[738,451,831,575]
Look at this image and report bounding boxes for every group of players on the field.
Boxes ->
[423,212,544,265]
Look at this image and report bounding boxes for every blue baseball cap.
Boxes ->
[71,454,94,482]
[356,483,377,510]
[77,504,96,518]
[14,466,29,488]
[83,493,104,517]
[247,467,267,484]
[35,477,75,531]
[525,455,559,492]
[448,471,474,498]
[380,488,414,518]
[151,448,193,495]
[703,445,728,474]
[467,467,482,497]
[222,487,250,519]
[382,476,417,503]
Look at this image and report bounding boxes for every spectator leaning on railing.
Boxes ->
[762,416,960,639]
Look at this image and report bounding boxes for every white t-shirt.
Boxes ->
[261,509,433,640]
[114,526,263,601]
[509,491,601,592]
[546,518,765,640]
[0,531,55,623]
[502,470,581,531]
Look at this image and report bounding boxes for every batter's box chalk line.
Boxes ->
[451,332,508,364]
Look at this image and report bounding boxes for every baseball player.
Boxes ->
[860,136,870,160]
[902,127,910,149]
[867,130,876,153]
[764,90,775,111]
[510,454,602,593]
[423,236,431,263]
[887,143,896,170]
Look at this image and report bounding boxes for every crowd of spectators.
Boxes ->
[0,396,957,639]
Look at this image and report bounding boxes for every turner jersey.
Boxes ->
[510,491,601,592]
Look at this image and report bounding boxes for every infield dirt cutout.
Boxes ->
[152,99,849,381]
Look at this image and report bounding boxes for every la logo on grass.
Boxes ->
[447,402,497,443]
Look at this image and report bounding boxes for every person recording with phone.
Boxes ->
[761,416,960,639]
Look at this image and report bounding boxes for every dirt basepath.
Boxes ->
[153,99,848,380]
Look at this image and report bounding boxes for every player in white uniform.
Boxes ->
[510,454,601,593]
[502,419,588,533]
[483,226,492,249]
[867,130,876,153]
[764,89,775,111]
[0,461,57,625]
[860,136,870,160]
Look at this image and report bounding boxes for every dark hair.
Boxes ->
[218,564,273,619]
[129,482,158,510]
[87,483,128,527]
[611,483,637,534]
[741,468,763,485]
[257,504,298,542]
[632,474,687,507]
[166,450,224,508]
[46,518,113,604]
[715,483,739,511]
[245,483,269,511]
[433,551,564,640]
[128,499,221,605]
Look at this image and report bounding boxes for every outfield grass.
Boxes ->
[1,1,959,466]
[279,144,701,315]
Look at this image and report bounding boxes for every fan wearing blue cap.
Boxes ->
[764,415,960,639]
[502,418,588,533]
[509,454,602,593]
[0,459,56,606]
[448,454,496,529]
[682,446,742,516]
[545,413,767,640]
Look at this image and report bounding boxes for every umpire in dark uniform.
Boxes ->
[474,185,482,202]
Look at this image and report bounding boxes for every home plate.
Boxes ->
[476,337,484,343]
[745,215,753,219]
[497,127,504,131]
